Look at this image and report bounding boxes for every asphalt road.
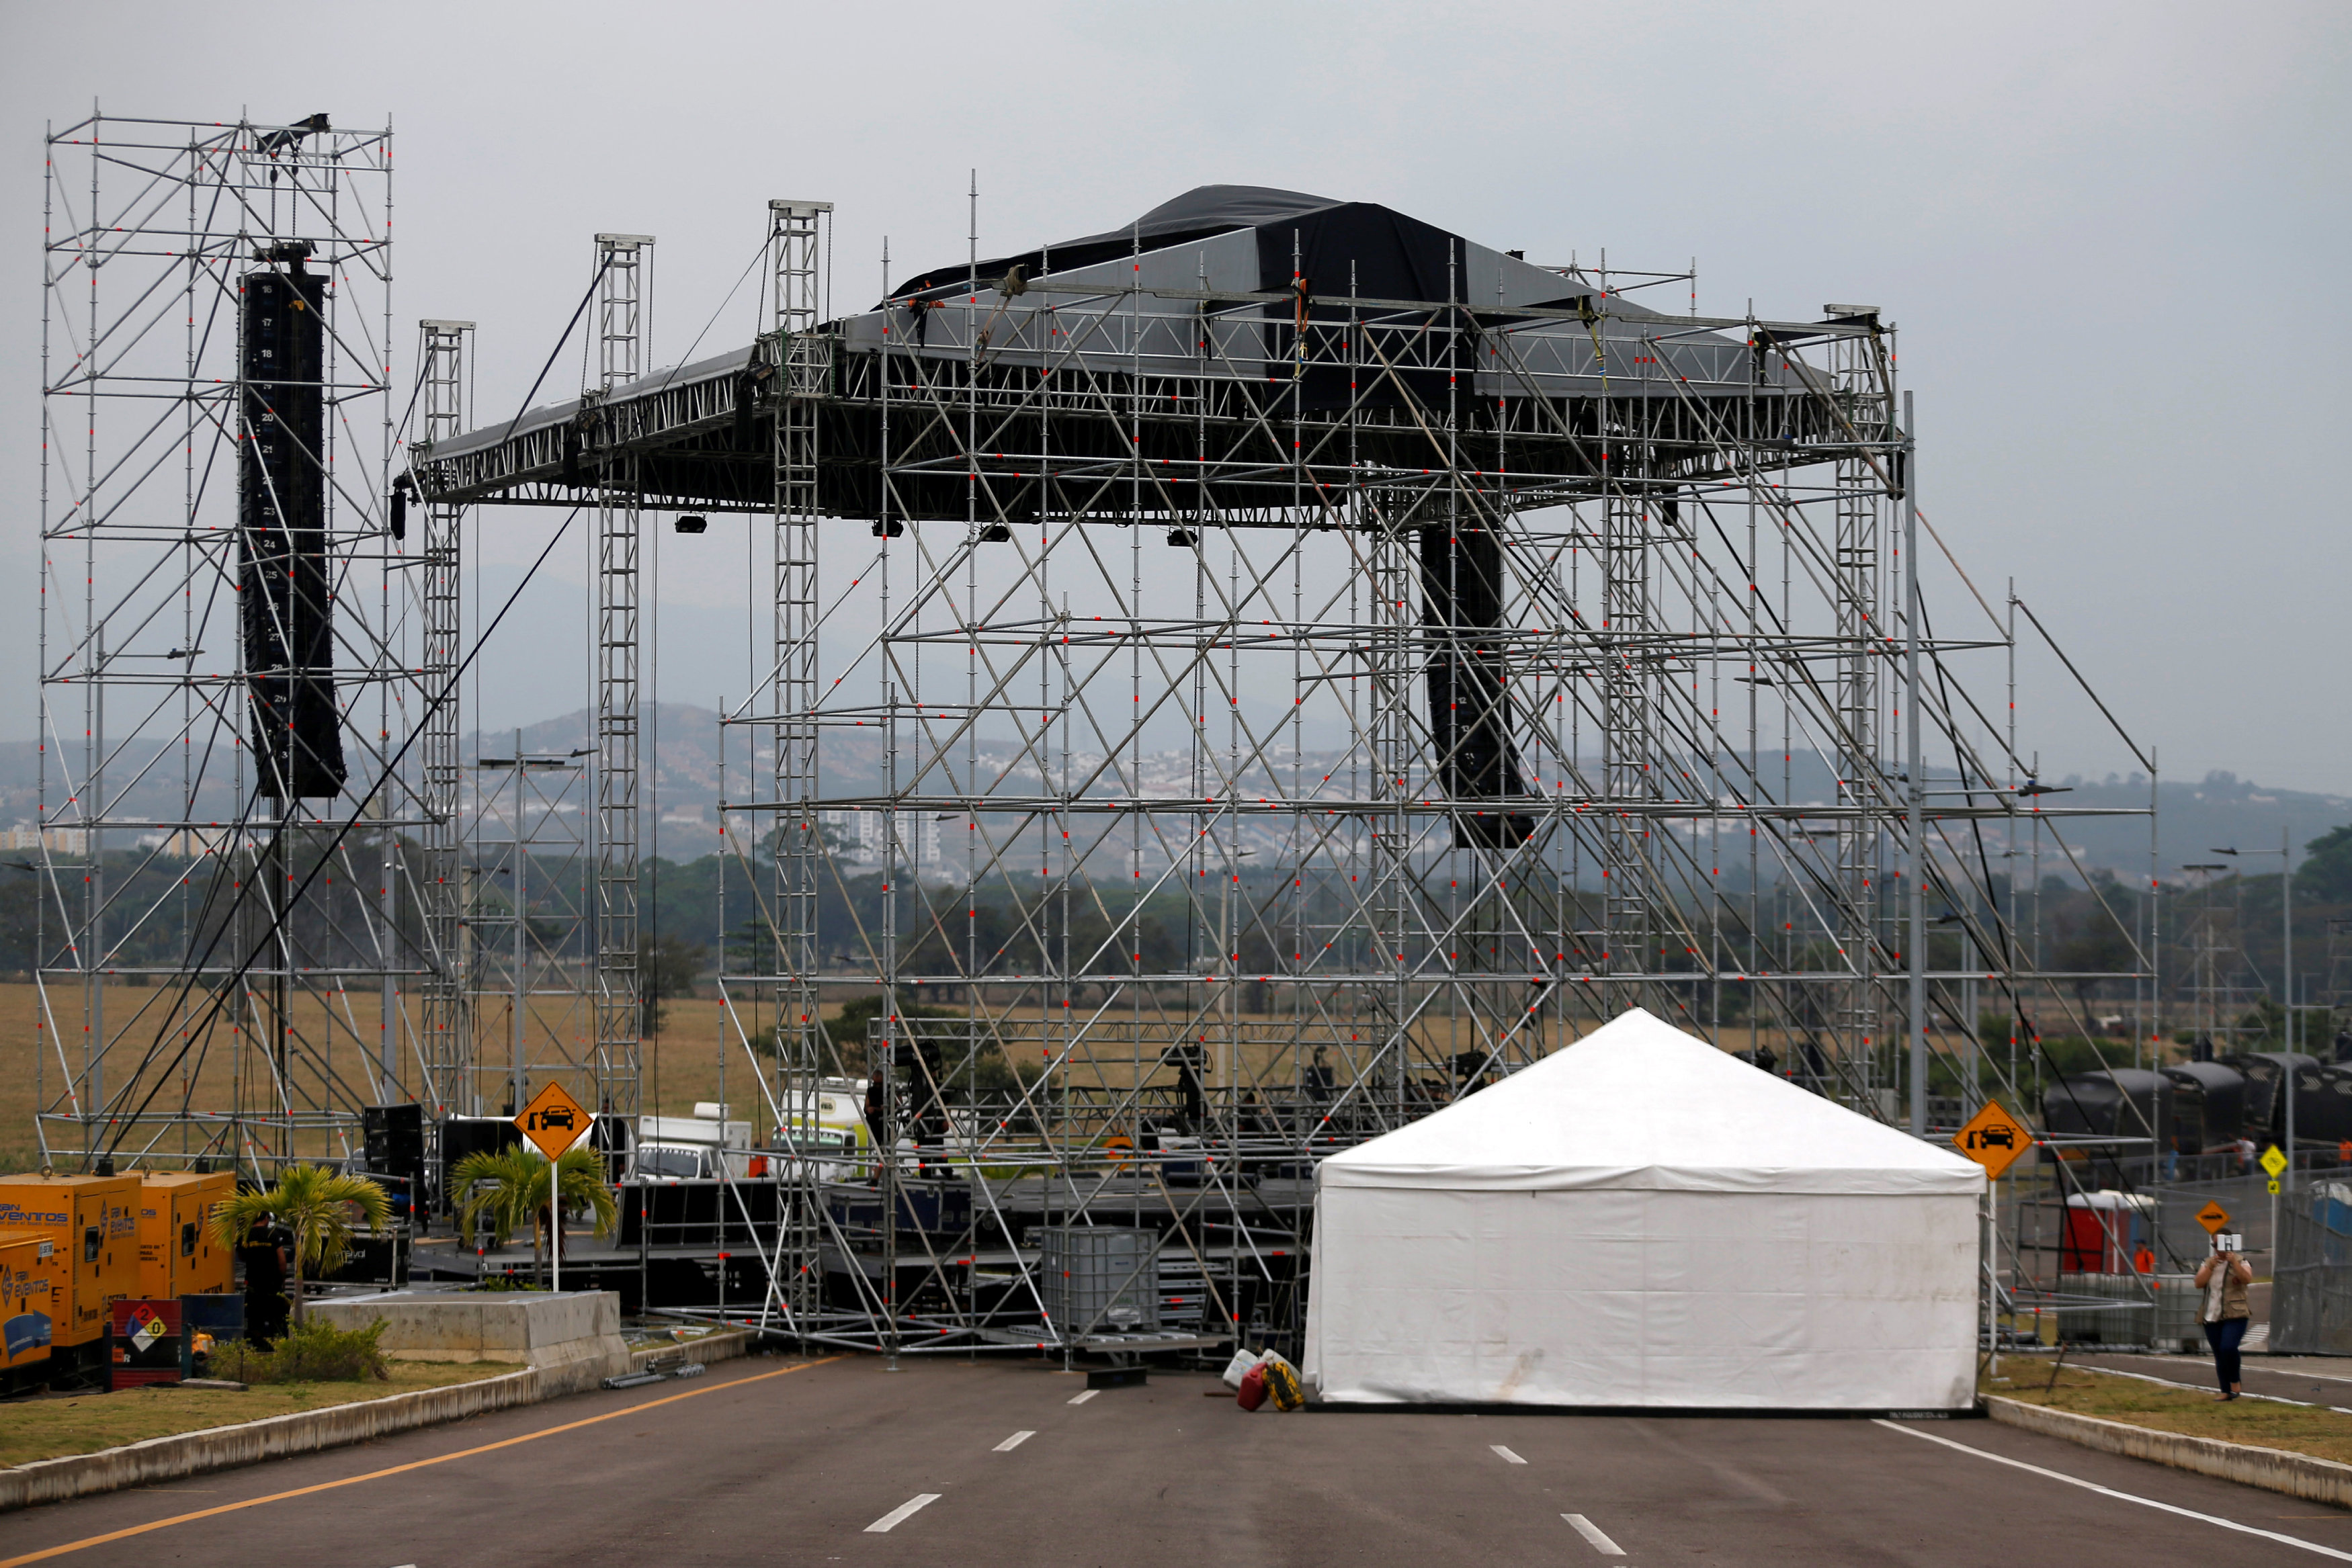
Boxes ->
[6,1355,2351,1567]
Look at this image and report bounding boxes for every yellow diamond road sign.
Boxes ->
[1953,1100,2032,1180]
[517,1080,592,1162]
[2261,1143,2290,1178]
[2195,1201,2232,1235]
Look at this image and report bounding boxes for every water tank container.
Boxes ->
[2043,1069,2173,1148]
[2160,1061,2246,1150]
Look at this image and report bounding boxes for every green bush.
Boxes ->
[214,1316,391,1383]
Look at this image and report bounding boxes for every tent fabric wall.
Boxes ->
[1304,1010,1985,1410]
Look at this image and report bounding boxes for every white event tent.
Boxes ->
[1304,1009,1986,1409]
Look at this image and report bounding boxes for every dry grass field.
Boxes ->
[0,979,806,1172]
[0,977,1827,1173]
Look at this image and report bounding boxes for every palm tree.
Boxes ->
[210,1164,391,1325]
[451,1144,540,1270]
[452,1144,617,1285]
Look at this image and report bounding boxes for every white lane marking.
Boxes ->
[1562,1514,1625,1555]
[994,1429,1035,1452]
[1068,1388,1099,1405]
[1490,1444,1527,1465]
[2107,1350,2352,1389]
[864,1493,942,1534]
[1874,1420,2352,1561]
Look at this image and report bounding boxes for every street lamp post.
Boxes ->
[2216,837,2296,1190]
[472,740,592,1117]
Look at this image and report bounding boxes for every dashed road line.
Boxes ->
[865,1494,942,1534]
[1563,1514,1626,1555]
[994,1430,1035,1452]
[1490,1444,1527,1465]
[1874,1418,2352,1561]
[1068,1388,1099,1405]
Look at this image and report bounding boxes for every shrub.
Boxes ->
[214,1316,390,1383]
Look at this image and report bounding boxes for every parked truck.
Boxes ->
[629,1104,753,1182]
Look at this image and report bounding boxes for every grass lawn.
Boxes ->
[0,1360,519,1469]
[1984,1363,2352,1467]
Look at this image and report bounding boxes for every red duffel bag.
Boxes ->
[1236,1362,1268,1411]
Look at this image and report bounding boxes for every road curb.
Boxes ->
[1984,1394,2352,1507]
[630,1328,753,1373]
[0,1367,544,1514]
[0,1325,767,1514]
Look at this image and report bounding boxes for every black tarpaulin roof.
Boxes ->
[888,183,1343,300]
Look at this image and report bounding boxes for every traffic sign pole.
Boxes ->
[1984,1178,1998,1377]
[2260,1145,2290,1270]
[516,1080,592,1296]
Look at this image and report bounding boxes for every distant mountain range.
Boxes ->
[3,708,2345,872]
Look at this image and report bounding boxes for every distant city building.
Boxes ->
[819,808,942,873]
[0,824,89,855]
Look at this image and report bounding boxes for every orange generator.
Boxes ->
[138,1171,235,1299]
[0,1173,140,1349]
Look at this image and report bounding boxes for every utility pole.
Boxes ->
[2286,824,2296,1192]
[1904,392,1925,1135]
[2216,837,2298,1188]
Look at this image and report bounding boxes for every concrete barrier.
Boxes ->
[308,1290,632,1396]
[1984,1395,2352,1508]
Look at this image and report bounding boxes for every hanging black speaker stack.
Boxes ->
[240,244,348,800]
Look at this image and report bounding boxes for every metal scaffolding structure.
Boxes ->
[412,185,2155,1355]
[26,111,648,1184]
[590,234,652,1119]
[415,318,472,1119]
[32,110,417,1175]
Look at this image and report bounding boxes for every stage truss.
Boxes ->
[415,189,2155,1357]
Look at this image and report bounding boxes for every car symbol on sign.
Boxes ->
[1972,1126,2017,1150]
[534,1106,578,1133]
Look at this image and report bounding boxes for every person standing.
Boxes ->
[237,1215,290,1347]
[2195,1239,2255,1401]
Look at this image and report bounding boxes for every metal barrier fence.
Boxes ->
[2273,1198,2352,1355]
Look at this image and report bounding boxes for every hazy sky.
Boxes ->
[5,1,2346,791]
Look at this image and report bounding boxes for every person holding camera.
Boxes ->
[2194,1238,2255,1401]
